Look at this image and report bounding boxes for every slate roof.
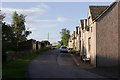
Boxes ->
[89,6,109,20]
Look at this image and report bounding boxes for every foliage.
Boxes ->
[69,49,76,54]
[2,11,32,53]
[57,41,62,48]
[60,28,70,46]
[0,11,5,22]
[11,11,31,47]
[2,22,17,53]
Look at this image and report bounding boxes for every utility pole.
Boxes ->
[48,32,49,41]
[47,32,49,47]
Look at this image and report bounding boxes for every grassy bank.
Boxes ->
[2,48,50,79]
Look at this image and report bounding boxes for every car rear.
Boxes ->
[59,46,68,53]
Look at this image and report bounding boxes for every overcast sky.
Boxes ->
[2,2,112,43]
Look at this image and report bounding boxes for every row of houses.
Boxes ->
[68,1,120,67]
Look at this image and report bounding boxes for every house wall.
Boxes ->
[73,31,76,50]
[76,34,79,51]
[77,27,81,53]
[84,31,88,57]
[96,2,119,67]
[87,8,97,67]
[76,26,81,52]
[118,2,120,66]
[81,30,87,56]
[80,19,89,56]
[68,37,73,48]
[74,33,77,50]
[90,22,97,67]
[80,27,84,55]
[68,42,73,48]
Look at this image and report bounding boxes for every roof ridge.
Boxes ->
[89,5,109,6]
[89,5,110,7]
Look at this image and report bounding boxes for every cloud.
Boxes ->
[1,3,72,27]
[25,16,73,31]
[1,3,50,26]
[2,7,47,16]
[26,16,72,24]
[36,3,49,9]
[1,3,73,33]
[56,17,69,22]
[1,3,49,18]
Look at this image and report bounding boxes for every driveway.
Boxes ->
[27,50,105,78]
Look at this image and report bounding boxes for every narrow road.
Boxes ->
[27,50,105,78]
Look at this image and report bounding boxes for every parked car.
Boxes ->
[59,46,68,53]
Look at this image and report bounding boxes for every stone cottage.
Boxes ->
[75,26,81,52]
[84,5,109,67]
[83,1,120,67]
[94,2,119,67]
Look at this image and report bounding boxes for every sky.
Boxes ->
[1,2,112,43]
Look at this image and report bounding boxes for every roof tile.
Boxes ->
[89,6,109,20]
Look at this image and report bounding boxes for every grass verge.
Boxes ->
[2,48,50,79]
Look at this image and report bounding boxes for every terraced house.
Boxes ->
[68,1,120,67]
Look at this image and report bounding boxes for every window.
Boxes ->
[85,26,89,31]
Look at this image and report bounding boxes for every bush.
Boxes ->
[69,49,76,54]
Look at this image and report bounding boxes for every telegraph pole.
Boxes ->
[48,32,49,41]
[47,32,49,47]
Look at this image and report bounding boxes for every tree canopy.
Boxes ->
[60,28,70,46]
[11,11,31,43]
[2,11,31,52]
[2,22,16,52]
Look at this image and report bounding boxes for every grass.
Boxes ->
[2,48,50,79]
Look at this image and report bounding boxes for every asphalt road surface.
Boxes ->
[27,49,105,78]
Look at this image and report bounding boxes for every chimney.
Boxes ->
[84,19,87,29]
[76,26,79,34]
[73,31,75,36]
[80,20,84,30]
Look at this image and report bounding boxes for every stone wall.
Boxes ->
[4,50,33,62]
[36,41,41,50]
[18,39,36,51]
[118,2,120,66]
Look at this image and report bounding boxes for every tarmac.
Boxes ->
[27,50,106,78]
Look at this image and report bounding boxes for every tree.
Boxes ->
[11,11,31,48]
[2,22,16,52]
[60,28,70,46]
